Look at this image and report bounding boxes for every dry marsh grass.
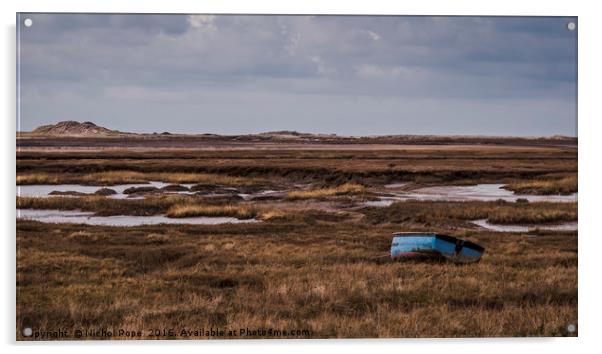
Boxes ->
[486,208,576,224]
[286,183,365,200]
[163,203,293,221]
[504,175,577,195]
[17,147,577,187]
[17,219,577,339]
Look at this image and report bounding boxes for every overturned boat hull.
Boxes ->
[391,233,484,263]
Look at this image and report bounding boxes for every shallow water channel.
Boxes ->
[17,181,195,199]
[16,209,257,226]
[471,219,577,233]
[366,184,577,206]
[17,182,577,227]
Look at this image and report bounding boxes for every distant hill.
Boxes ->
[20,121,577,148]
[30,121,125,136]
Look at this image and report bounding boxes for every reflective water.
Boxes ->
[16,183,288,202]
[17,209,257,226]
[472,219,577,232]
[368,184,577,206]
[17,182,196,199]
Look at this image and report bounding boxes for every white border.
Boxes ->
[2,1,601,353]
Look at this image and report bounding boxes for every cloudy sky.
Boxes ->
[18,14,577,136]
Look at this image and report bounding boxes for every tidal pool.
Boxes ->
[17,209,257,226]
[472,219,577,233]
[17,182,196,199]
[368,184,577,206]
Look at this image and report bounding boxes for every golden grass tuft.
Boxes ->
[166,204,258,219]
[166,203,286,221]
[286,183,365,200]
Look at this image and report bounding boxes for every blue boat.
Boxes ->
[390,232,484,263]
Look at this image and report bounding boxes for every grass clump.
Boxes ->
[166,203,287,220]
[166,204,258,219]
[286,183,365,200]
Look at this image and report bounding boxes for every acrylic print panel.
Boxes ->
[16,13,578,340]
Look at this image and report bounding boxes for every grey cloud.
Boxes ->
[18,14,577,136]
[21,13,189,36]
